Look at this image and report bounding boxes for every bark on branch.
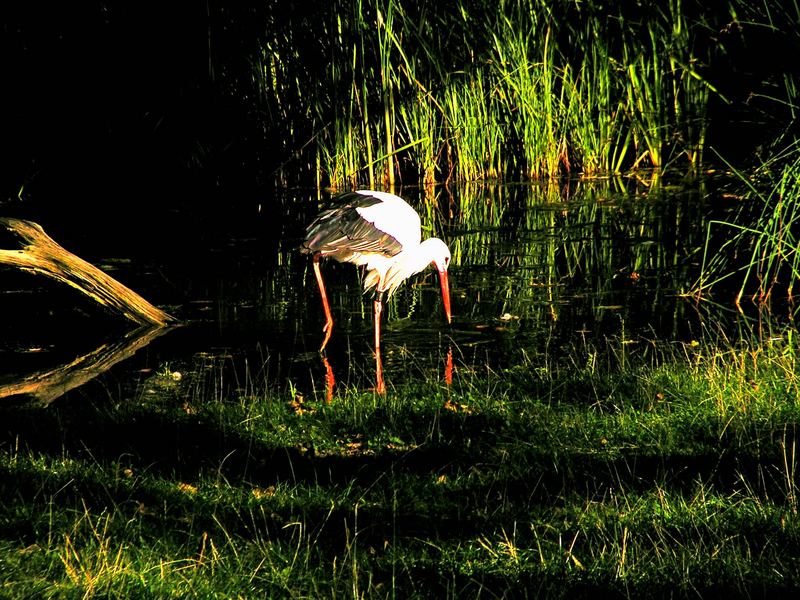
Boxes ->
[0,218,176,326]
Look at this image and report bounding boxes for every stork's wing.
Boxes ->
[301,192,405,257]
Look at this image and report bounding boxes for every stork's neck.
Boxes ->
[405,238,446,274]
[370,236,450,297]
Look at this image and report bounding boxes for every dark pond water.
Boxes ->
[0,180,741,406]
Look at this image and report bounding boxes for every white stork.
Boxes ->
[301,190,452,392]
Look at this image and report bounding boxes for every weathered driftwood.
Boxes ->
[0,325,170,408]
[0,217,176,326]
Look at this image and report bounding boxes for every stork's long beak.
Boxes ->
[438,269,451,324]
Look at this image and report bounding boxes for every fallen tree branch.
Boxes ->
[0,218,176,326]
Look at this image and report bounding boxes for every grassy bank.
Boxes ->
[2,324,800,597]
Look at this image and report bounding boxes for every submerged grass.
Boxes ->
[697,141,800,302]
[3,322,800,596]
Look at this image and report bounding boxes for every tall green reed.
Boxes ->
[442,71,505,182]
[249,0,734,188]
[563,22,628,176]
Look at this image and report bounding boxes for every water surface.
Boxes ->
[1,180,735,406]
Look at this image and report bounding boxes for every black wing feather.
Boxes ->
[301,192,404,258]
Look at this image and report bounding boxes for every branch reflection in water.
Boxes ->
[0,325,175,408]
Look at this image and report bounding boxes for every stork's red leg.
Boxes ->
[312,256,334,351]
[373,296,386,394]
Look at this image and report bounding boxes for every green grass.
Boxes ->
[3,326,800,597]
